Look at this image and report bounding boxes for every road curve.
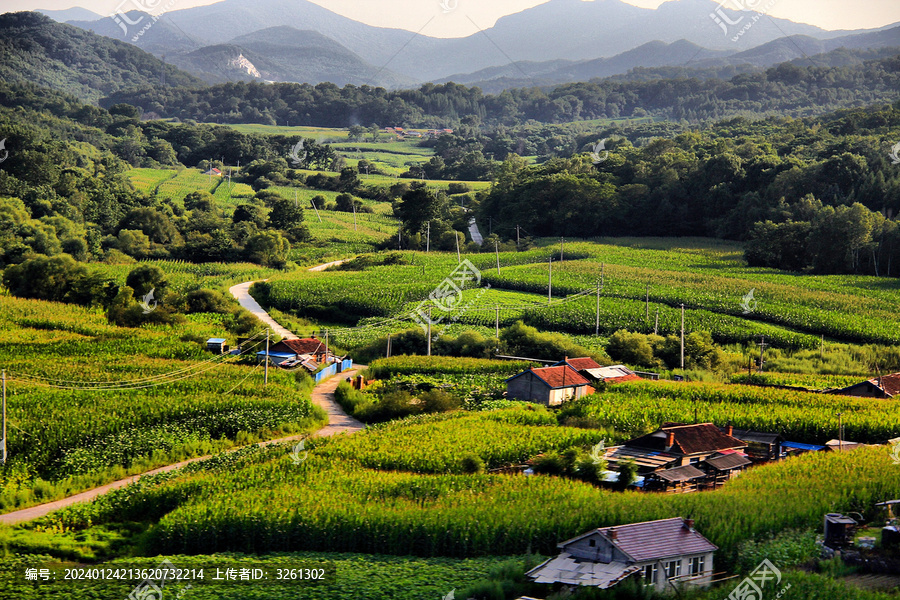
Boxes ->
[229,280,298,340]
[0,367,366,526]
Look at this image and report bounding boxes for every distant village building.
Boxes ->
[720,427,783,462]
[829,373,900,398]
[204,167,222,176]
[601,423,750,493]
[256,337,333,372]
[506,365,591,406]
[527,518,717,592]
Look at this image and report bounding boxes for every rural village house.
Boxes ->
[527,517,717,592]
[506,365,592,406]
[828,373,900,398]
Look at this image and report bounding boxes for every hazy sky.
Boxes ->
[8,0,900,35]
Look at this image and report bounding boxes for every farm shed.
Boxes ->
[701,452,752,486]
[720,426,783,462]
[781,440,825,456]
[256,337,331,368]
[527,518,716,592]
[643,465,707,493]
[623,422,747,468]
[506,365,591,406]
[828,373,900,398]
[206,338,228,354]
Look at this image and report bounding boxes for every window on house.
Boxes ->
[689,556,705,575]
[642,564,658,585]
[589,539,596,547]
[665,560,682,579]
[689,457,700,464]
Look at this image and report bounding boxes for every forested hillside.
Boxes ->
[105,54,900,126]
[0,12,202,103]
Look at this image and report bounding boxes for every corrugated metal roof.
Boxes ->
[527,554,641,588]
[725,428,782,445]
[603,446,678,470]
[207,338,227,344]
[271,338,323,355]
[704,453,752,471]
[782,441,825,451]
[653,465,706,482]
[597,518,718,562]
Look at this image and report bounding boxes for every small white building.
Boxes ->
[527,517,717,593]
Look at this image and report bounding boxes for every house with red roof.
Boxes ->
[256,337,332,371]
[527,517,717,591]
[553,358,643,384]
[506,365,591,406]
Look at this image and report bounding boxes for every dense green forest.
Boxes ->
[476,102,900,275]
[105,54,900,127]
[0,12,202,103]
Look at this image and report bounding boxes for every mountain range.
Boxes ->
[27,0,900,91]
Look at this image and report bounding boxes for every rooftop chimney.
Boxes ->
[726,424,734,437]
[666,431,675,448]
[684,518,695,531]
[608,529,618,541]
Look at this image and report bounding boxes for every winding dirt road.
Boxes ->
[1,267,364,525]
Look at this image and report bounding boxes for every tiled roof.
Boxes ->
[653,465,706,482]
[725,428,782,445]
[627,423,746,456]
[704,453,752,471]
[271,338,323,355]
[588,518,717,562]
[527,554,640,588]
[873,373,900,397]
[564,357,603,371]
[529,366,590,389]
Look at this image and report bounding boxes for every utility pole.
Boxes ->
[488,216,492,236]
[495,240,500,276]
[310,198,322,223]
[426,221,430,253]
[600,263,605,291]
[264,330,270,386]
[560,237,564,262]
[595,281,601,336]
[455,232,461,264]
[548,256,553,304]
[758,335,768,373]
[495,306,500,340]
[680,304,685,370]
[386,334,392,358]
[325,330,329,362]
[516,225,520,250]
[352,199,358,231]
[426,306,432,357]
[1,369,6,465]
